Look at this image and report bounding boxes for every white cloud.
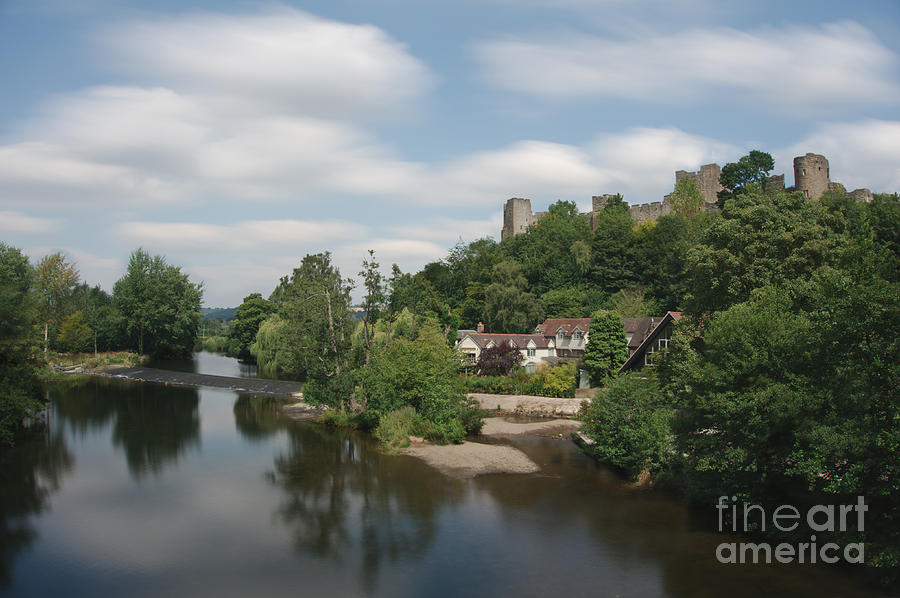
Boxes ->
[779,120,900,193]
[118,219,371,253]
[474,21,900,112]
[0,210,61,235]
[98,7,435,120]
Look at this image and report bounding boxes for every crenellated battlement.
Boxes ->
[501,153,872,238]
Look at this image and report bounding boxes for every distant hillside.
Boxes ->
[200,307,237,321]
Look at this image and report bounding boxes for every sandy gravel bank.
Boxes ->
[403,441,539,478]
[468,393,587,416]
[480,417,582,436]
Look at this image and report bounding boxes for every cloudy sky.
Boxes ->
[1,0,898,306]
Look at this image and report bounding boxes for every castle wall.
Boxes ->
[501,153,868,239]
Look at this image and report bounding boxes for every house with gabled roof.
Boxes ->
[534,317,590,358]
[456,322,555,373]
[619,311,682,372]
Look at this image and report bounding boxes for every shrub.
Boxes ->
[580,373,673,480]
[540,362,577,397]
[374,406,420,450]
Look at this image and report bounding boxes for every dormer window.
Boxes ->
[557,329,565,341]
[573,330,583,341]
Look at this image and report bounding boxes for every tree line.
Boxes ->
[0,247,202,444]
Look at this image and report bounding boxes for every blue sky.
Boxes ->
[1,0,898,306]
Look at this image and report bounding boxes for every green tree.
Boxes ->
[684,190,861,314]
[716,149,775,207]
[581,373,673,480]
[501,200,593,295]
[34,252,79,355]
[582,309,628,386]
[0,243,42,445]
[227,293,275,360]
[57,311,92,353]
[540,287,586,318]
[589,202,637,294]
[609,285,661,318]
[482,261,542,333]
[634,212,703,310]
[669,178,705,216]
[358,250,386,365]
[113,249,203,358]
[271,253,354,406]
[358,319,475,443]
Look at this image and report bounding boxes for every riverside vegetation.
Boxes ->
[1,150,897,586]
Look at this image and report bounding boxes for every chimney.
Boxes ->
[477,322,484,333]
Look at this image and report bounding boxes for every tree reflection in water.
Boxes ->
[54,378,200,479]
[267,423,464,594]
[0,428,72,588]
[233,395,284,442]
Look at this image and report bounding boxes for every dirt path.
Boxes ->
[469,393,587,416]
[480,417,582,436]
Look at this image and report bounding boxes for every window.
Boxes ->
[527,348,535,357]
[573,330,583,341]
[557,329,565,341]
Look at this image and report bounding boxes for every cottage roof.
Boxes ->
[535,318,591,338]
[462,332,551,349]
[619,312,682,372]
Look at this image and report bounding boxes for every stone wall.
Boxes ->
[501,153,872,239]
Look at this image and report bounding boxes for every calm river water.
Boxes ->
[0,353,885,597]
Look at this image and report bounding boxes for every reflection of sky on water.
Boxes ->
[2,376,884,598]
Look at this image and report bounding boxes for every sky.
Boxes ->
[1,0,898,307]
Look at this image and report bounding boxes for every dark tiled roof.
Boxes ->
[462,333,551,349]
[536,318,591,338]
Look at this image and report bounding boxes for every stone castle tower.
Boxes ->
[793,153,830,201]
[674,163,724,207]
[501,198,546,240]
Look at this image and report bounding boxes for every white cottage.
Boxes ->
[456,323,555,373]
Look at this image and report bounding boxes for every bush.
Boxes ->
[374,406,420,450]
[580,373,673,480]
[463,363,576,398]
[358,320,478,444]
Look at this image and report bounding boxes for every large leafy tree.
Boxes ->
[582,309,628,386]
[716,149,775,207]
[482,261,542,333]
[684,190,858,314]
[663,193,900,579]
[113,249,203,359]
[358,319,472,443]
[270,252,355,406]
[589,200,637,295]
[34,252,79,354]
[227,293,276,360]
[0,243,42,445]
[502,200,593,295]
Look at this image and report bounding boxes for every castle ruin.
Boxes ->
[501,153,873,238]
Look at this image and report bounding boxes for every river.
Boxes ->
[0,352,885,597]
